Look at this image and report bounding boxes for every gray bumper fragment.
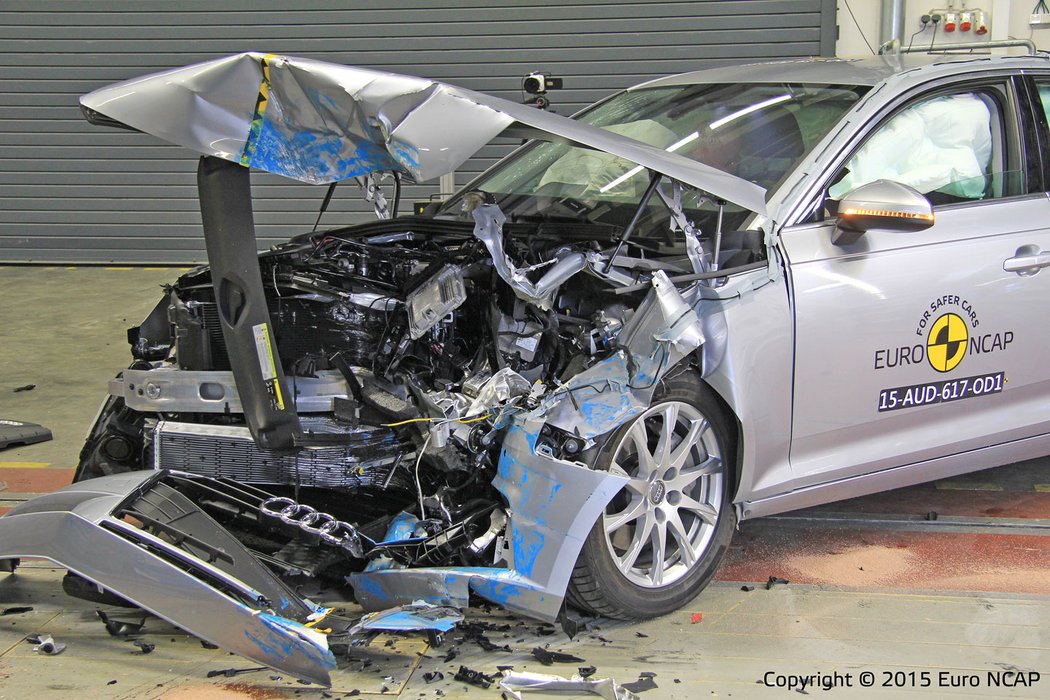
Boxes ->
[0,471,336,687]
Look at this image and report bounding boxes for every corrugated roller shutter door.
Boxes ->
[0,0,836,264]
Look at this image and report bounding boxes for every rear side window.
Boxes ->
[1037,83,1050,126]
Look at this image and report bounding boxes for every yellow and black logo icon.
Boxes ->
[927,313,968,373]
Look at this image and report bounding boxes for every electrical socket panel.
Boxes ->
[1032,14,1050,27]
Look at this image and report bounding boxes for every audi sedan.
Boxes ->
[2,48,1048,685]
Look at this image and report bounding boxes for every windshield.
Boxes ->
[440,82,866,233]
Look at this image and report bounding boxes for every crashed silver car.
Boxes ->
[5,48,1050,685]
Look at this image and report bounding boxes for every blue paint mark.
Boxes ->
[350,573,393,606]
[510,527,544,578]
[243,614,336,671]
[247,116,402,182]
[388,141,421,171]
[379,511,420,544]
[468,578,523,604]
[357,604,463,633]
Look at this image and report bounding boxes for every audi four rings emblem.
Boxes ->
[260,496,367,557]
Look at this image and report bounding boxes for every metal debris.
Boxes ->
[349,600,463,637]
[423,671,444,683]
[766,576,790,590]
[579,666,597,678]
[26,634,66,655]
[13,384,35,392]
[500,671,641,700]
[741,585,755,592]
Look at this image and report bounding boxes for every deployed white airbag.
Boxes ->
[830,93,993,200]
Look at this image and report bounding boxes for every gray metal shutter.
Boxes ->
[0,0,836,264]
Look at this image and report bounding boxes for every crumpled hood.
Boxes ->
[79,52,766,215]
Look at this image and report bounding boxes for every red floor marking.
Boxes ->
[716,525,1050,595]
[0,468,75,494]
[801,485,1050,520]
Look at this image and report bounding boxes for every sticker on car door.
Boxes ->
[873,296,1013,411]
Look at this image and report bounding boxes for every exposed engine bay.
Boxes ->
[75,180,766,618]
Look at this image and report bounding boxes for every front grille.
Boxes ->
[154,417,415,492]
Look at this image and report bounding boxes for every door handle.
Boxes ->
[1003,246,1050,275]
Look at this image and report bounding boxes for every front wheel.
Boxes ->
[567,373,735,619]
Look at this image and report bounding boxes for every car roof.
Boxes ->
[633,53,1050,90]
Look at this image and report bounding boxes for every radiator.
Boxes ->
[153,417,414,491]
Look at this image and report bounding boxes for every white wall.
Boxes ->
[835,0,1050,56]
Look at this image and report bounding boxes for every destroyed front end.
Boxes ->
[69,174,722,623]
[1,52,775,686]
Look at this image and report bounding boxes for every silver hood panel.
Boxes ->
[79,52,766,215]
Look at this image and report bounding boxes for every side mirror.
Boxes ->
[832,180,934,245]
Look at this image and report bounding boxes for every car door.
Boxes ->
[779,74,1050,489]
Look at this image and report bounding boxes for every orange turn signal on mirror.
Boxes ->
[840,207,934,221]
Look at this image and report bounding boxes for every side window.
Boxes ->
[828,90,1021,206]
[1034,83,1050,193]
[1036,83,1050,126]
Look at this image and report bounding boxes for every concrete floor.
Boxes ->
[1,266,1048,699]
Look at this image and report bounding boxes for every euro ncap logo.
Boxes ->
[926,313,968,373]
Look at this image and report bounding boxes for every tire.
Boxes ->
[567,372,736,619]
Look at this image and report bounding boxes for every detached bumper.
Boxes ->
[0,471,336,687]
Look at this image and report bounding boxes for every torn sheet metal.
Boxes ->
[350,429,631,626]
[348,600,463,636]
[650,270,706,353]
[0,471,336,686]
[539,352,649,439]
[351,566,550,621]
[349,274,709,620]
[618,271,706,370]
[79,52,766,213]
[489,421,630,620]
[472,204,589,309]
[466,368,531,417]
[500,671,641,700]
[26,634,66,656]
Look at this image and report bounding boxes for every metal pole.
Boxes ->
[880,0,905,47]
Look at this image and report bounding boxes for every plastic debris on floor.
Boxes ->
[26,634,65,655]
[348,600,463,637]
[500,670,642,700]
